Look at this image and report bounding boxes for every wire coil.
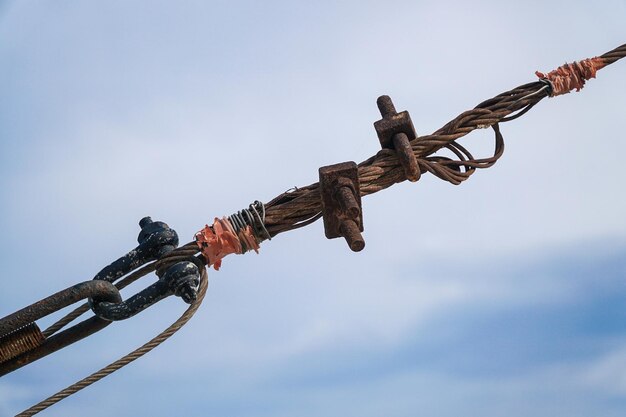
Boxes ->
[228,200,271,242]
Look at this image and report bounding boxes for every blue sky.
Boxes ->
[1,1,625,416]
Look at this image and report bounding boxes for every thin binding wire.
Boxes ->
[227,200,271,242]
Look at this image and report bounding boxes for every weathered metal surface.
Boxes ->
[0,280,121,338]
[319,161,365,252]
[89,217,199,321]
[90,280,172,321]
[0,280,122,375]
[0,316,111,376]
[373,95,421,182]
[93,217,178,284]
[90,261,200,321]
[163,261,201,304]
[0,323,45,364]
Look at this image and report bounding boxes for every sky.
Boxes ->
[0,1,625,416]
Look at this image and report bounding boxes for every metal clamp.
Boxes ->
[319,161,365,252]
[374,95,421,182]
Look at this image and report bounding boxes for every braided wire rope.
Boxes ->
[262,43,626,236]
[12,43,625,416]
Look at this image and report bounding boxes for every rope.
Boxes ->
[11,42,626,416]
[16,264,209,417]
[261,43,626,237]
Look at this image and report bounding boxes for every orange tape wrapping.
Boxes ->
[195,218,259,270]
[536,57,606,96]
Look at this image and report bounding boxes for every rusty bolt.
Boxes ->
[339,218,365,252]
[374,95,421,182]
[335,177,360,219]
[319,161,365,252]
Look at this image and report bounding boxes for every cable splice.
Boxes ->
[536,57,606,96]
[195,201,268,270]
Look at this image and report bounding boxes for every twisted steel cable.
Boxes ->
[262,43,626,237]
[11,43,625,416]
[42,42,622,357]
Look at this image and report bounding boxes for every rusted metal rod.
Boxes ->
[376,95,421,182]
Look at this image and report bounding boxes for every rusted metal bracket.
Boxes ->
[319,161,365,252]
[374,95,420,182]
